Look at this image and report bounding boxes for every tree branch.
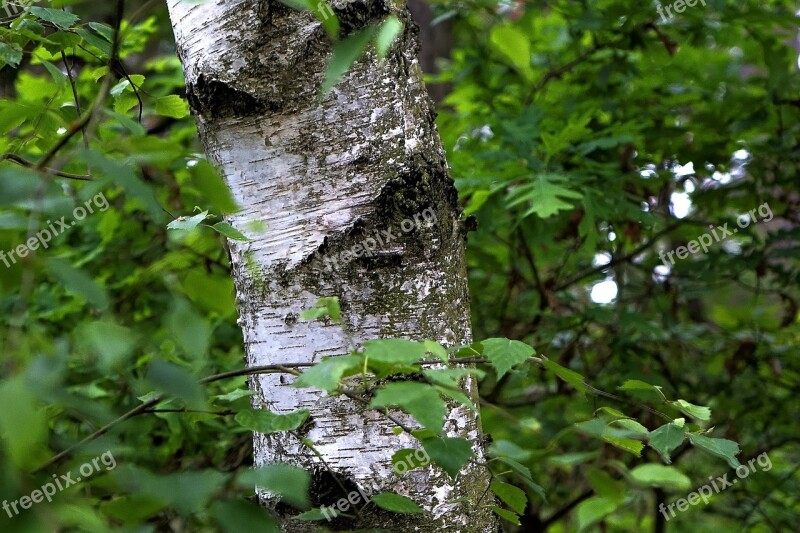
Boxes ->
[0,153,93,181]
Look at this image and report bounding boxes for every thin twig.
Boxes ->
[35,0,124,172]
[140,408,234,416]
[0,153,93,181]
[35,349,675,473]
[33,395,163,473]
[60,50,88,148]
[554,222,683,291]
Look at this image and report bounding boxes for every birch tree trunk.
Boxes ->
[167,1,495,530]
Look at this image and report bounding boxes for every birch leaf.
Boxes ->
[371,492,424,514]
[370,382,446,433]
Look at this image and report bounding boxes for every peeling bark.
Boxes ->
[167,1,496,530]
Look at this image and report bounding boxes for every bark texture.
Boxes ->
[167,1,495,530]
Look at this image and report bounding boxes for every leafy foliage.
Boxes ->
[432,0,800,529]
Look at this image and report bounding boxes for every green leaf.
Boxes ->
[547,451,600,466]
[79,150,162,220]
[15,18,45,37]
[300,296,341,323]
[155,95,190,119]
[40,30,81,54]
[687,433,741,468]
[541,356,590,393]
[602,436,644,457]
[293,355,362,391]
[292,507,338,521]
[0,101,29,132]
[311,2,339,40]
[420,436,473,479]
[41,59,67,87]
[391,448,430,475]
[235,409,310,434]
[322,25,377,94]
[146,360,206,408]
[364,338,427,365]
[371,492,424,514]
[375,16,403,58]
[540,112,592,154]
[189,160,239,214]
[611,418,649,436]
[481,337,534,378]
[492,457,546,502]
[0,377,48,468]
[316,299,340,321]
[648,423,686,464]
[129,470,228,515]
[111,79,131,97]
[490,439,533,462]
[629,464,691,491]
[489,24,532,79]
[576,496,620,531]
[276,0,313,11]
[596,407,629,420]
[214,388,255,403]
[237,464,311,509]
[587,468,625,502]
[168,211,209,231]
[105,107,145,134]
[46,258,110,310]
[424,340,448,363]
[435,386,476,412]
[370,382,446,433]
[83,320,137,369]
[211,221,250,241]
[211,500,280,533]
[422,368,484,388]
[166,298,211,359]
[88,22,116,42]
[490,480,527,514]
[618,380,666,400]
[671,399,711,422]
[492,505,520,525]
[575,418,642,440]
[76,27,113,56]
[179,269,235,316]
[507,174,583,219]
[28,6,80,29]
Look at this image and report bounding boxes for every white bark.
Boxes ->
[167,1,495,530]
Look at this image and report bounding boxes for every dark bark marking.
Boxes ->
[187,74,269,119]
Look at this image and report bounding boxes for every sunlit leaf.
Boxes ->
[371,492,424,514]
[481,337,534,378]
[688,433,741,468]
[235,409,310,434]
[370,382,446,433]
[629,464,691,491]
